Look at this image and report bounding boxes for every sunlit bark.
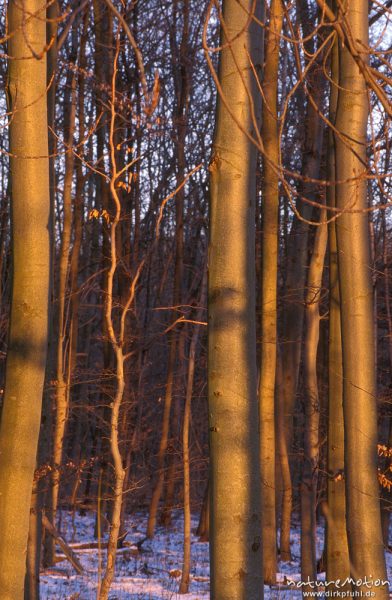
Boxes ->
[259,0,283,583]
[326,30,350,589]
[335,0,388,594]
[208,0,263,597]
[0,0,50,596]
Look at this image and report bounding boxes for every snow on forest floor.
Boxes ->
[40,510,392,599]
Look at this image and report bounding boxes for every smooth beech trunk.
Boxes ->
[259,0,283,584]
[300,206,327,584]
[0,0,50,597]
[326,31,350,588]
[335,0,388,594]
[207,0,263,597]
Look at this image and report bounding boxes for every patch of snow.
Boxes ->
[39,511,392,599]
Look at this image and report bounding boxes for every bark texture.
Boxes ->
[335,0,388,594]
[326,30,350,589]
[208,0,263,597]
[301,207,327,584]
[259,0,283,583]
[0,0,50,596]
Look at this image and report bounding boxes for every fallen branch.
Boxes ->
[42,514,84,575]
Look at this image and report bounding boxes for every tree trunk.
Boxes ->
[326,29,350,589]
[98,39,143,599]
[69,9,88,386]
[300,206,327,585]
[179,269,206,594]
[92,0,113,540]
[275,349,292,561]
[279,34,325,556]
[24,477,41,600]
[52,72,77,523]
[380,210,392,546]
[196,478,210,542]
[148,0,189,535]
[259,0,283,584]
[42,0,59,569]
[147,334,177,537]
[207,0,263,597]
[0,0,50,596]
[335,0,388,594]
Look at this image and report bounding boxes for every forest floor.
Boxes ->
[40,509,392,599]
